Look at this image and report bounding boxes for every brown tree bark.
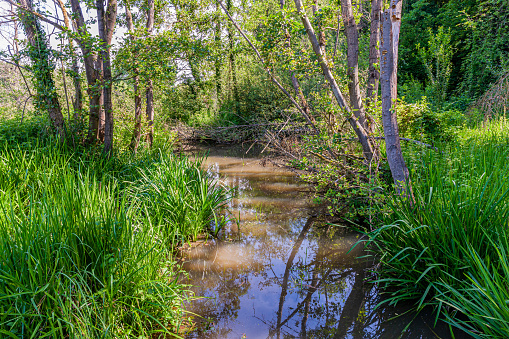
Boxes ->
[17,0,65,137]
[380,0,411,193]
[340,0,368,130]
[125,3,142,153]
[96,0,117,154]
[70,0,103,143]
[366,0,382,104]
[293,0,375,162]
[145,0,155,147]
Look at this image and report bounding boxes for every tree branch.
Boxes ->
[216,0,319,134]
[4,0,66,32]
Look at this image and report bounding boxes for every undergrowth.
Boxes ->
[0,134,230,337]
[368,118,509,338]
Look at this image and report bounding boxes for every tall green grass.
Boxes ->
[0,140,230,337]
[369,119,509,338]
[133,153,230,243]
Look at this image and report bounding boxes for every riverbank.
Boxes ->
[0,129,230,337]
[370,118,509,338]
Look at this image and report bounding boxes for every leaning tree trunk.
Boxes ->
[17,0,65,137]
[341,0,368,131]
[380,0,411,194]
[145,0,155,147]
[293,0,375,162]
[125,3,142,152]
[96,0,117,154]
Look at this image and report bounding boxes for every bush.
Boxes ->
[397,98,465,142]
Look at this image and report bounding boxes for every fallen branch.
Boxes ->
[342,136,438,150]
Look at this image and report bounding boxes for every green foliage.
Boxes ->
[400,0,509,102]
[133,152,231,243]
[18,10,60,116]
[367,118,509,338]
[397,98,465,142]
[292,129,388,223]
[0,122,231,337]
[0,116,52,145]
[462,0,509,98]
[416,26,453,107]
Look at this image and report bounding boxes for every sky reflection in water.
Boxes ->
[181,145,469,339]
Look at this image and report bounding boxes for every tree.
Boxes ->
[16,0,66,137]
[293,0,375,163]
[70,0,104,143]
[145,0,155,147]
[366,0,382,104]
[125,1,143,152]
[96,0,117,153]
[340,0,368,131]
[55,0,83,118]
[380,0,411,193]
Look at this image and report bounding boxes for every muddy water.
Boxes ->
[181,145,467,339]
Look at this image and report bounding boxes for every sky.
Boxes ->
[0,0,128,56]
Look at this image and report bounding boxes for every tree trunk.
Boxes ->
[366,0,382,103]
[226,0,239,113]
[293,0,375,162]
[126,3,142,152]
[333,269,366,338]
[70,0,102,144]
[17,0,65,137]
[380,0,411,193]
[341,0,368,131]
[96,0,117,154]
[145,0,155,147]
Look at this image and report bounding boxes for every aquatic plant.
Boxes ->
[0,141,229,337]
[368,118,509,337]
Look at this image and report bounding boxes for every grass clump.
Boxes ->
[0,138,230,337]
[368,118,509,338]
[133,153,230,243]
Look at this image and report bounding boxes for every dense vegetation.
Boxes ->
[0,0,508,337]
[0,120,229,337]
[368,119,509,338]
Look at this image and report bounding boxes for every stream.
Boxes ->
[180,144,468,339]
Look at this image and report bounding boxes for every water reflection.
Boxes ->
[181,145,470,339]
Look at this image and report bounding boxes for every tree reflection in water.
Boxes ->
[181,146,467,339]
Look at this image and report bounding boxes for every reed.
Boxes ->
[368,118,509,337]
[132,152,231,244]
[0,140,229,337]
